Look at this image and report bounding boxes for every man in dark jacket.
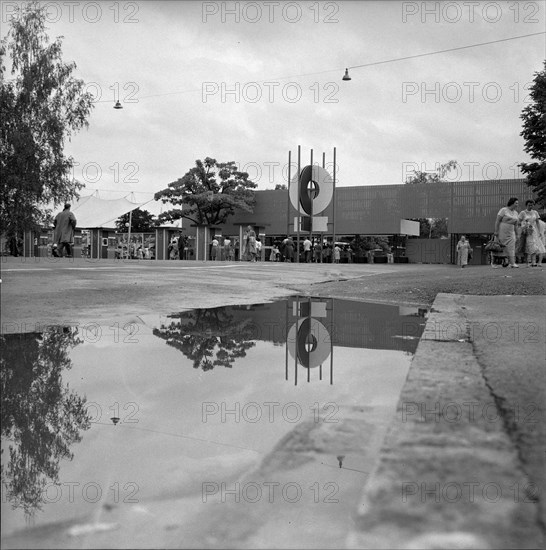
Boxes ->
[54,203,77,257]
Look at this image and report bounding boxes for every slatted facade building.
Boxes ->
[223,179,537,236]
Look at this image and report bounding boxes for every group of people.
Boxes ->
[211,236,237,261]
[456,198,545,268]
[495,198,545,268]
[268,238,356,263]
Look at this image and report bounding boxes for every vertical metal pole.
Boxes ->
[307,298,311,383]
[285,300,289,381]
[128,209,133,259]
[287,150,291,237]
[332,147,337,247]
[296,145,301,263]
[295,296,299,386]
[309,149,313,262]
[321,152,326,264]
[330,298,334,385]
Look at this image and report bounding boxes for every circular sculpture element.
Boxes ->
[287,318,332,369]
[289,165,333,215]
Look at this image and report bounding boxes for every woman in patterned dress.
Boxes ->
[518,200,546,267]
[494,197,520,268]
[456,235,471,267]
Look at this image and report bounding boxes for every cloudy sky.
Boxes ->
[2,0,545,214]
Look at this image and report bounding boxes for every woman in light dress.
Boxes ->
[456,235,471,267]
[518,199,546,267]
[537,218,546,266]
[244,225,257,261]
[494,197,520,268]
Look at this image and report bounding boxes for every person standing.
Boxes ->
[211,237,219,261]
[494,197,520,268]
[313,241,322,263]
[270,244,280,262]
[333,244,341,264]
[456,235,471,268]
[518,200,545,267]
[177,233,185,260]
[255,238,262,261]
[536,217,545,267]
[243,226,257,261]
[54,203,77,258]
[303,237,312,263]
[223,237,231,261]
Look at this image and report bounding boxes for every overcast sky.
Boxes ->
[2,0,545,214]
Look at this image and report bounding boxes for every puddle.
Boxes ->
[1,297,427,549]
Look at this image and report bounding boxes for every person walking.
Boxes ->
[494,197,520,268]
[303,237,312,263]
[53,203,77,257]
[283,236,294,262]
[518,200,545,267]
[456,235,471,268]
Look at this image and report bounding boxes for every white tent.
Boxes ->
[54,195,152,228]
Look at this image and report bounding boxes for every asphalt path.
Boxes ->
[1,256,544,548]
[2,256,544,328]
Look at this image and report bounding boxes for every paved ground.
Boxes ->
[1,256,545,548]
[347,293,545,549]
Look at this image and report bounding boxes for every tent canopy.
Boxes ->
[53,195,152,228]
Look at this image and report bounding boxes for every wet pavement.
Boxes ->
[2,258,543,548]
[1,297,427,548]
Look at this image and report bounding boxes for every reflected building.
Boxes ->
[154,297,428,384]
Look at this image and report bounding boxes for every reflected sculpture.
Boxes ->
[0,327,91,517]
[153,308,257,371]
[286,298,334,385]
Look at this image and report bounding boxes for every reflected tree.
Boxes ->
[153,307,257,371]
[0,328,90,517]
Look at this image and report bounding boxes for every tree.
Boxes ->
[115,208,157,233]
[153,307,256,371]
[1,327,90,517]
[154,157,257,226]
[520,61,546,207]
[406,160,457,237]
[351,235,390,256]
[274,183,288,190]
[0,2,94,235]
[406,160,458,184]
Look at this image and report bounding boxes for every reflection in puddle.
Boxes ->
[0,328,91,517]
[1,298,426,548]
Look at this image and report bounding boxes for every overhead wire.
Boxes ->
[92,31,545,103]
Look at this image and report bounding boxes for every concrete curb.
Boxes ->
[346,294,543,549]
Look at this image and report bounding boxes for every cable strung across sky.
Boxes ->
[94,31,545,103]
